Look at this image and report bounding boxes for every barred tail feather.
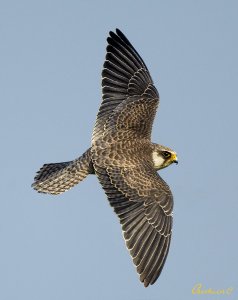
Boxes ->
[32,148,94,195]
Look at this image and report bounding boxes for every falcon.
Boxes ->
[32,29,178,287]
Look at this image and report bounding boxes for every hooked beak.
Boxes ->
[171,153,178,165]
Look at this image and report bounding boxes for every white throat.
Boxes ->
[152,151,165,169]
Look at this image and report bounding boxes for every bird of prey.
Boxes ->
[32,29,178,287]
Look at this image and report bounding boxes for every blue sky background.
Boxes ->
[1,1,238,299]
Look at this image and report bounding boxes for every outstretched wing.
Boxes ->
[94,163,173,287]
[92,29,159,143]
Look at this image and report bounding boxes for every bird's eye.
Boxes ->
[163,151,171,158]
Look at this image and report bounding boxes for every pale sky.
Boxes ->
[1,1,238,299]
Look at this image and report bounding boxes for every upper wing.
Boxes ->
[94,163,173,287]
[92,29,159,143]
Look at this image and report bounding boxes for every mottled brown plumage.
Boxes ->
[32,29,178,287]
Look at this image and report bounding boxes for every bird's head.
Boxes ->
[152,144,178,170]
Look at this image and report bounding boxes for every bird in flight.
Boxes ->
[32,29,178,287]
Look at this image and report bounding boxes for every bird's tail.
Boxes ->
[32,148,94,195]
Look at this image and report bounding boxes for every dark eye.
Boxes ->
[163,151,171,158]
